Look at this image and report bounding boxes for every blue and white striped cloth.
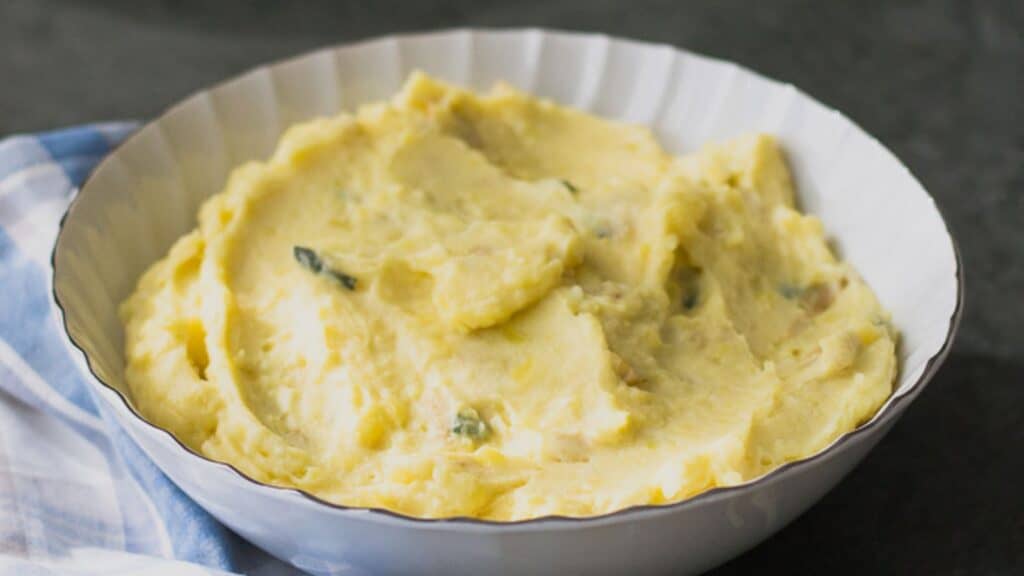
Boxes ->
[0,124,297,575]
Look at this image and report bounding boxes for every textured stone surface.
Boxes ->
[1,0,1020,573]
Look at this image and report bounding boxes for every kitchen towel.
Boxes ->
[0,124,295,576]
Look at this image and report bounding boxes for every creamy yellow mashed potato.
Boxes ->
[121,73,897,520]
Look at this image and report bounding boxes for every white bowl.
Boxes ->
[51,29,962,576]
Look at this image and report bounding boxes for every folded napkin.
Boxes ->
[0,125,297,575]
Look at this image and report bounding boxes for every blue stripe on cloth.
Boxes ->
[0,227,100,416]
[37,126,113,188]
[52,154,107,187]
[38,126,113,165]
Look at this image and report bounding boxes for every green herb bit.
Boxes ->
[452,407,489,441]
[778,283,802,300]
[777,282,834,313]
[678,266,702,311]
[683,290,699,311]
[293,245,323,273]
[593,221,613,239]
[561,179,579,195]
[293,245,357,290]
[325,269,358,291]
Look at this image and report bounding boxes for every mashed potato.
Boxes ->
[120,73,897,520]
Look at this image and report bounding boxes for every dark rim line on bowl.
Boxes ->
[49,28,964,528]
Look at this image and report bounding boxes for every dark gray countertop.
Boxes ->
[2,0,1020,573]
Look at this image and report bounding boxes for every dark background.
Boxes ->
[2,0,1021,574]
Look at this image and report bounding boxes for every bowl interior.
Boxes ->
[54,28,959,435]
